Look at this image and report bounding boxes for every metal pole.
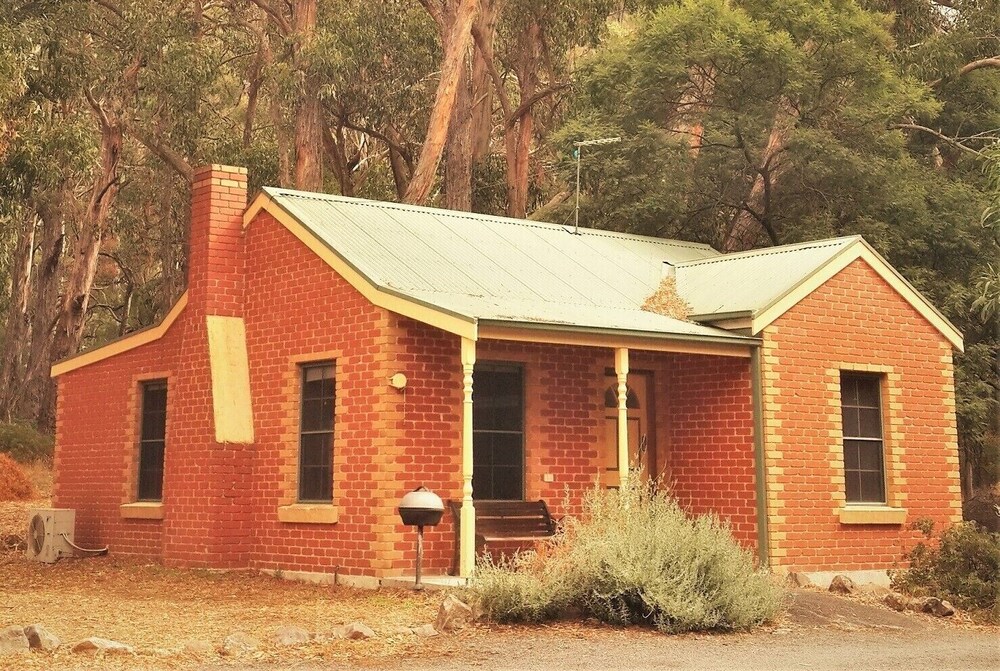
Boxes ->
[415,525,424,590]
[574,146,582,235]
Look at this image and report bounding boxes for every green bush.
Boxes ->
[0,422,55,463]
[892,520,1000,622]
[471,481,783,632]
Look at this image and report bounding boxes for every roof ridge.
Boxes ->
[676,236,860,267]
[265,187,716,251]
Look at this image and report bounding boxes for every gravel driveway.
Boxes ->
[305,591,1000,671]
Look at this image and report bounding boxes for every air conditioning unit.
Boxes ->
[26,508,75,563]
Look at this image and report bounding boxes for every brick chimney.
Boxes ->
[188,165,248,316]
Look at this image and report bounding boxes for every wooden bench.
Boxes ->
[448,500,557,574]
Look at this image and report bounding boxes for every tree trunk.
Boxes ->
[405,0,479,205]
[50,115,122,365]
[504,19,540,219]
[15,190,67,427]
[445,50,473,211]
[0,213,36,421]
[724,107,796,252]
[386,125,412,199]
[292,0,322,191]
[469,0,498,165]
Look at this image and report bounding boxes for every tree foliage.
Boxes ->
[0,0,996,493]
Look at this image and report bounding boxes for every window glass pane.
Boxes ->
[858,442,883,472]
[844,470,861,503]
[138,441,164,501]
[841,373,886,504]
[859,472,885,503]
[857,378,880,407]
[841,407,860,438]
[138,381,167,501]
[299,363,335,502]
[843,441,861,470]
[858,409,882,438]
[841,377,859,406]
[473,366,524,500]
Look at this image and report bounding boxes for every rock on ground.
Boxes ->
[71,637,134,654]
[786,572,812,588]
[435,594,474,633]
[220,632,261,656]
[24,624,60,651]
[921,597,956,617]
[0,626,30,655]
[273,625,311,646]
[334,623,376,640]
[884,592,912,611]
[828,575,856,595]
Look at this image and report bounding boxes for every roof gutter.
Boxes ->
[478,319,760,348]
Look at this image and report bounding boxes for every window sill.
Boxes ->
[278,504,338,525]
[838,506,906,525]
[120,502,164,520]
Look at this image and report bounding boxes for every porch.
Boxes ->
[447,328,765,578]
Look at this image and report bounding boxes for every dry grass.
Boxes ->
[0,467,467,671]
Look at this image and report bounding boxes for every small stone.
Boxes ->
[785,572,812,588]
[829,575,857,595]
[412,624,438,637]
[220,632,260,656]
[341,623,376,640]
[181,640,213,654]
[435,594,474,633]
[24,624,60,651]
[273,625,311,646]
[910,596,934,613]
[884,592,911,611]
[0,626,29,655]
[71,637,134,654]
[933,600,956,617]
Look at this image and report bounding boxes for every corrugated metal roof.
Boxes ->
[676,237,859,318]
[266,188,850,342]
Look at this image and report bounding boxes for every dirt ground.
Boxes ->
[3,482,998,671]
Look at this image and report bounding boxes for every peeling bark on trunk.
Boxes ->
[405,0,479,205]
[470,0,498,165]
[445,51,473,211]
[504,19,540,219]
[292,0,322,191]
[51,114,122,366]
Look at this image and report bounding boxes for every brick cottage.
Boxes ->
[50,165,964,588]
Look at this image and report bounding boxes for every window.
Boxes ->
[137,380,167,501]
[299,362,335,502]
[840,373,885,504]
[473,364,524,500]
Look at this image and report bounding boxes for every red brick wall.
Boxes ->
[762,258,962,572]
[661,354,758,547]
[53,328,181,558]
[242,210,394,577]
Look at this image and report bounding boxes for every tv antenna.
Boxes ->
[573,136,621,234]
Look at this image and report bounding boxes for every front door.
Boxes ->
[601,372,654,487]
[472,364,524,500]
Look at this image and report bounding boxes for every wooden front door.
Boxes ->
[601,372,654,487]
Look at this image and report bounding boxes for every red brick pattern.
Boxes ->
[53,168,958,580]
[661,354,758,547]
[763,258,962,572]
